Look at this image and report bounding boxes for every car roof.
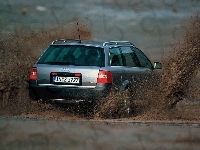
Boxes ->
[50,39,135,48]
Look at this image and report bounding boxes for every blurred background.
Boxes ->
[0,0,199,61]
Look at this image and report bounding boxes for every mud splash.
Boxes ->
[0,20,92,115]
[146,15,200,120]
[0,15,199,121]
[96,15,200,119]
[154,15,200,109]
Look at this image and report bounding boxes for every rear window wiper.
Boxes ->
[43,61,74,65]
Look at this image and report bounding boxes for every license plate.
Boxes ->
[53,76,80,83]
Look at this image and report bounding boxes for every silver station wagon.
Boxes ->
[29,39,162,105]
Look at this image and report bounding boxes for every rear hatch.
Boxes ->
[33,44,105,87]
[36,65,100,86]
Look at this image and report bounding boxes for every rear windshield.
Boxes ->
[37,45,105,67]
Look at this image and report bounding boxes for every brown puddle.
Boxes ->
[169,137,200,144]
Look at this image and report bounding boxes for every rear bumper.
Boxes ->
[29,82,111,102]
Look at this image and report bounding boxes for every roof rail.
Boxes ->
[103,41,133,46]
[52,39,81,44]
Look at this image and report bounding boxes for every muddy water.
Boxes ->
[0,0,199,121]
[96,16,200,119]
[0,21,92,115]
[0,16,200,121]
[0,2,199,149]
[159,16,200,107]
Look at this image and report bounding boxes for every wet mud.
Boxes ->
[0,21,92,117]
[96,16,200,120]
[0,15,199,122]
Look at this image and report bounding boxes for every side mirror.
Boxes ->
[154,62,162,69]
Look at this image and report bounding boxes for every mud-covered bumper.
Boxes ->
[29,82,111,103]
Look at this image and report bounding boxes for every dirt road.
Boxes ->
[0,116,200,150]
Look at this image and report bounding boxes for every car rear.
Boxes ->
[29,42,112,103]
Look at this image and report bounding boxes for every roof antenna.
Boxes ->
[77,22,81,43]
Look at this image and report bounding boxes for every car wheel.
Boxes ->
[29,88,39,101]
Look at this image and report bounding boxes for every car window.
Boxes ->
[109,47,141,67]
[37,45,105,67]
[55,47,70,61]
[120,47,140,67]
[40,46,64,62]
[132,47,153,69]
[109,47,123,66]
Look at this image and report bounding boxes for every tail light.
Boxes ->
[97,70,113,83]
[29,67,37,80]
[51,72,57,76]
[75,73,81,77]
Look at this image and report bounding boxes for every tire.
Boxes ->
[29,88,39,101]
